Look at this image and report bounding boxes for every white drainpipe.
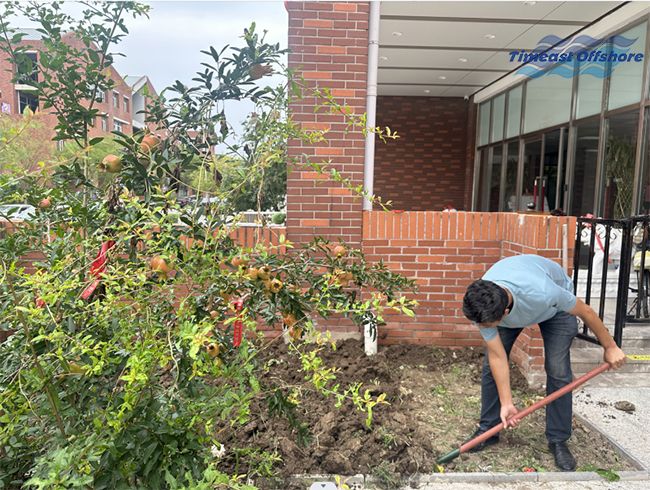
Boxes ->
[364,0,380,357]
[363,0,380,213]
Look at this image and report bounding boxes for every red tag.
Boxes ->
[232,298,244,347]
[81,240,115,300]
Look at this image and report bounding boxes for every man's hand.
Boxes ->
[500,402,520,428]
[604,345,626,369]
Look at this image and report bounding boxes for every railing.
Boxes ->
[573,215,650,347]
[628,215,650,323]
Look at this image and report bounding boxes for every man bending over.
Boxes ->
[462,254,626,471]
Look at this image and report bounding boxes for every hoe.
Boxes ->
[436,362,610,465]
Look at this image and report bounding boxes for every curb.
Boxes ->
[283,470,650,489]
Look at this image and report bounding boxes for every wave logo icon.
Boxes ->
[512,34,642,79]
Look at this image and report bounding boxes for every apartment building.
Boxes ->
[0,29,157,140]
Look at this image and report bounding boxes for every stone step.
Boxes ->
[571,348,650,374]
[574,371,650,388]
[573,323,650,349]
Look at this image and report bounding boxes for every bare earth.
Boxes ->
[215,339,634,489]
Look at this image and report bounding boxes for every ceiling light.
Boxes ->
[524,1,536,5]
[392,31,402,37]
[438,76,447,80]
[484,34,496,39]
[424,89,431,94]
[458,57,468,63]
[379,56,389,61]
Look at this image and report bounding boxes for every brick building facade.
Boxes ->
[285,1,580,385]
[0,29,157,140]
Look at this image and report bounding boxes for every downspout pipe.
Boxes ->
[363,0,380,212]
[364,1,380,357]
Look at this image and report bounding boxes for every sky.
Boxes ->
[116,1,288,93]
[117,1,289,131]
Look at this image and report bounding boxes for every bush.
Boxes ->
[0,3,412,488]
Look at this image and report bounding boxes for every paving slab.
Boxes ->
[574,387,650,469]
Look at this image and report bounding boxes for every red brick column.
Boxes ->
[286,1,369,247]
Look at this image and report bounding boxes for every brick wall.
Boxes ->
[373,96,470,211]
[362,210,576,386]
[286,1,369,247]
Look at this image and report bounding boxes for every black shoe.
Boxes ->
[465,428,500,453]
[549,441,576,471]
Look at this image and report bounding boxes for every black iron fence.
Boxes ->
[573,215,650,347]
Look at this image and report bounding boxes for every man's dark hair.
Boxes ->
[462,280,508,324]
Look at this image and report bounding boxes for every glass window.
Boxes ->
[488,146,503,211]
[503,141,519,211]
[101,116,108,132]
[478,101,490,147]
[609,22,647,110]
[490,94,505,143]
[639,108,650,215]
[15,52,38,85]
[601,111,638,218]
[524,73,572,134]
[114,119,123,133]
[576,63,604,119]
[571,119,600,216]
[506,86,522,139]
[96,90,105,103]
[123,96,129,112]
[18,91,38,113]
[113,91,119,108]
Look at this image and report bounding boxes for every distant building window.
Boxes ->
[56,140,65,151]
[113,91,119,108]
[114,119,123,133]
[89,116,95,127]
[18,91,38,114]
[96,90,105,103]
[123,96,129,113]
[16,52,38,85]
[101,116,108,132]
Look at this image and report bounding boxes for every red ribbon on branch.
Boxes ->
[80,240,116,300]
[232,298,244,347]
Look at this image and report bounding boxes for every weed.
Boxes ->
[370,462,402,490]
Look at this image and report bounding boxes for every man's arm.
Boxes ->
[568,299,626,369]
[485,335,520,427]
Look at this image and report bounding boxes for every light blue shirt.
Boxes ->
[478,255,577,342]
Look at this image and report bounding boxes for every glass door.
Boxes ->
[570,119,601,216]
[520,138,542,211]
[488,145,504,211]
[542,128,568,212]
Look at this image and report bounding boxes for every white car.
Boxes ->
[0,204,36,221]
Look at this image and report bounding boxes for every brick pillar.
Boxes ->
[286,1,369,247]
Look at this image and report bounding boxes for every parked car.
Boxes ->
[0,204,36,221]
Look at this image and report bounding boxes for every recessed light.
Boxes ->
[379,56,389,61]
[458,57,468,63]
[484,34,496,39]
[438,76,447,80]
[524,1,536,5]
[392,31,402,37]
[424,89,431,94]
